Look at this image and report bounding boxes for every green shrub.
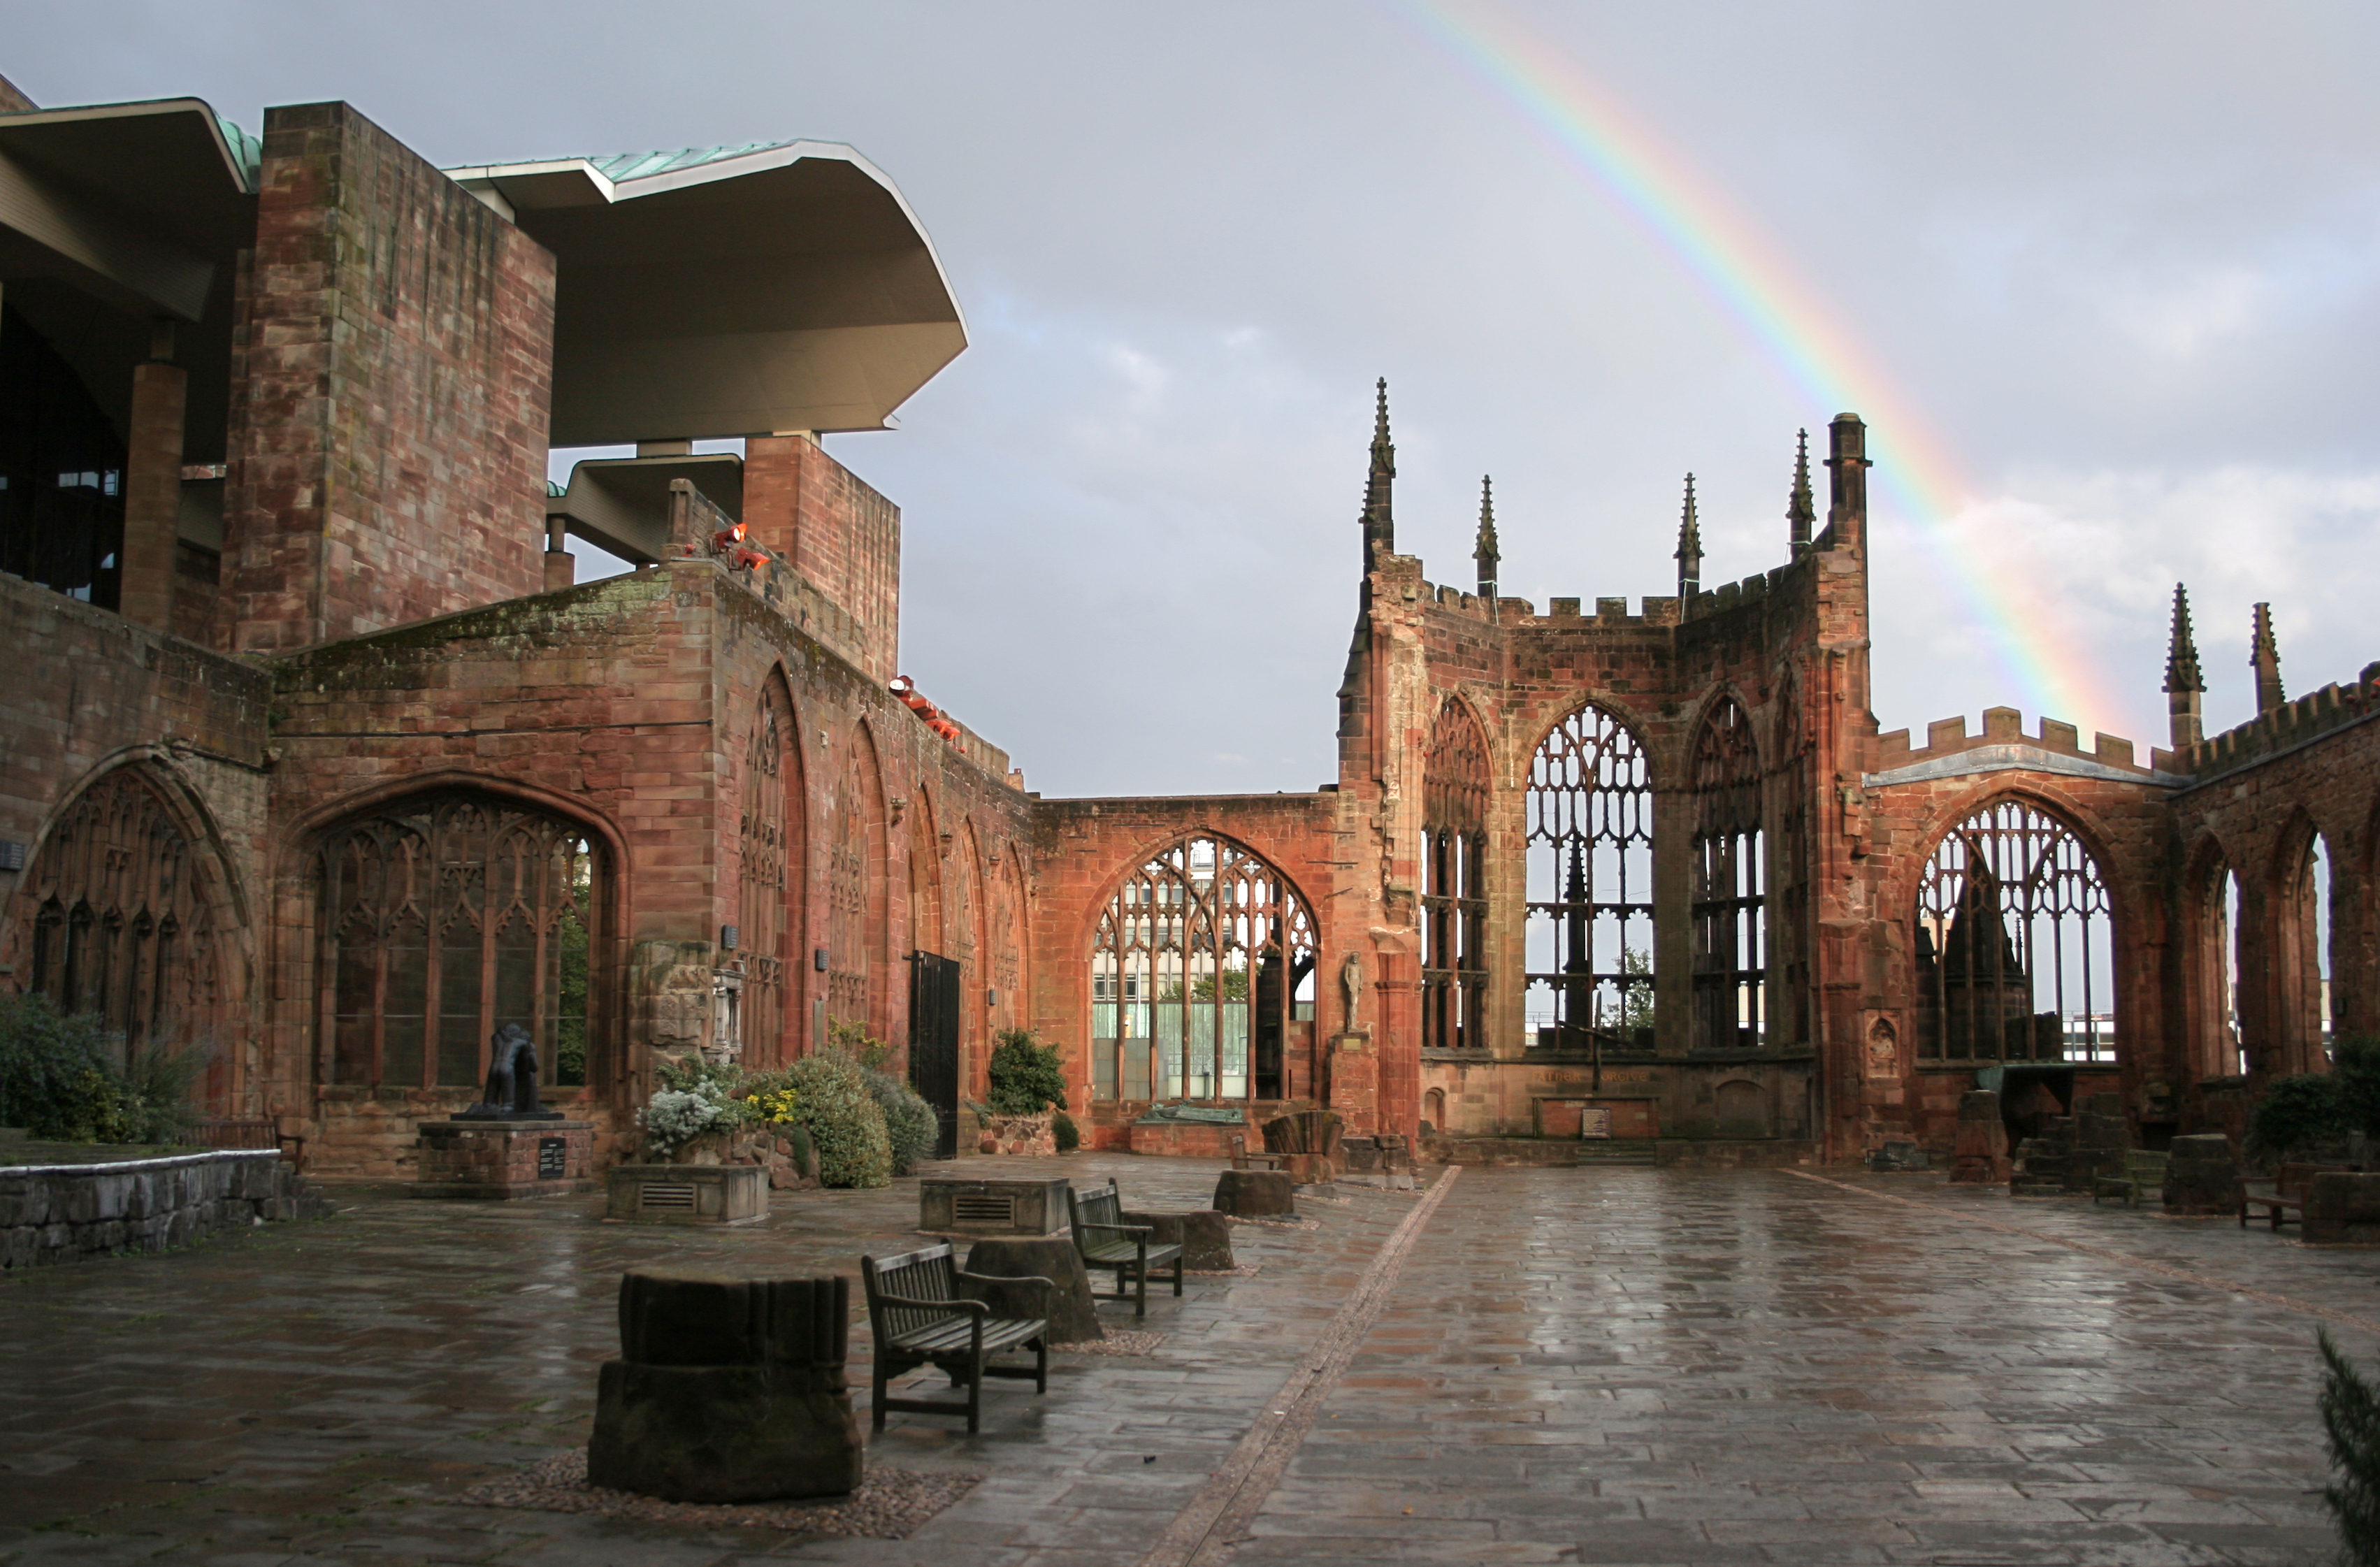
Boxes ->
[0,995,201,1144]
[784,1049,891,1188]
[2247,1071,2353,1162]
[2337,1036,2380,1138]
[2322,1328,2380,1566]
[988,1029,1068,1116]
[1053,1110,1079,1153]
[867,1068,941,1174]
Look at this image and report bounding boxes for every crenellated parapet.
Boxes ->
[1866,705,2185,790]
[2179,663,2380,784]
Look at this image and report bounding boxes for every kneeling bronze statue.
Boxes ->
[458,1023,561,1120]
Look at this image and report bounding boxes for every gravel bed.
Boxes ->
[459,1450,978,1537]
[1186,1262,1262,1277]
[1226,1214,1320,1231]
[1052,1330,1166,1356]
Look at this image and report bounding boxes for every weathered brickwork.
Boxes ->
[220,102,554,655]
[742,437,900,685]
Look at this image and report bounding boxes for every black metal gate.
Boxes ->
[909,951,962,1159]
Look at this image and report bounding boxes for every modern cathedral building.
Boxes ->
[1,75,2372,1176]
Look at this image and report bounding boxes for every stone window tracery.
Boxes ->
[737,681,795,1064]
[20,768,217,1061]
[1914,800,2112,1063]
[317,794,600,1091]
[825,728,883,1034]
[1422,698,1490,1052]
[1690,699,1764,1050]
[1524,705,1654,1050]
[1090,837,1315,1102]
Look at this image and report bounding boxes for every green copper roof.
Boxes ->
[213,112,260,189]
[586,143,799,183]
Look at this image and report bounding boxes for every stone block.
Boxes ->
[961,1236,1102,1344]
[1213,1169,1296,1218]
[2305,1172,2380,1245]
[1122,1208,1234,1271]
[589,1272,858,1503]
[919,1176,1070,1237]
[2163,1133,2239,1215]
[605,1164,767,1226]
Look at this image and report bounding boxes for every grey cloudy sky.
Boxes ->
[14,1,2379,797]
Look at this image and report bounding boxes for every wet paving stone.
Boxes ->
[1,1161,2371,1564]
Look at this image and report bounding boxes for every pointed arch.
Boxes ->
[2183,833,2244,1081]
[8,763,236,1095]
[1422,693,1490,1051]
[953,816,987,1071]
[1691,695,1765,1050]
[1769,670,1814,1047]
[2271,810,2335,1076]
[825,720,888,1042]
[1090,834,1317,1104]
[736,667,802,1067]
[1524,702,1654,1050]
[907,784,943,958]
[1912,796,2114,1064]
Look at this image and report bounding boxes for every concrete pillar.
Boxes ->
[119,355,188,631]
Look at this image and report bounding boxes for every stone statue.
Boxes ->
[1341,953,1365,1028]
[459,1023,558,1120]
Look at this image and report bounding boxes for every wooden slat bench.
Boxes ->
[1068,1178,1183,1317]
[860,1243,1051,1434]
[1229,1134,1284,1173]
[2092,1150,2168,1208]
[2237,1162,2339,1230]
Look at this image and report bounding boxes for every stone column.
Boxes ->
[542,516,574,591]
[119,351,188,632]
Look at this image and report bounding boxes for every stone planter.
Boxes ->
[1213,1169,1295,1218]
[1122,1208,1234,1270]
[607,1164,768,1225]
[974,1111,1055,1157]
[412,1117,595,1199]
[2163,1132,2239,1216]
[2305,1171,2380,1245]
[920,1175,1070,1237]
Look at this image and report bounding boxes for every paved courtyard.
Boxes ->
[0,1159,2367,1566]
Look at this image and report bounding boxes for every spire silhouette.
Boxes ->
[1360,378,1395,561]
[2251,602,2285,714]
[2164,582,2205,749]
[1674,473,1703,599]
[1473,475,1499,600]
[1787,428,1815,558]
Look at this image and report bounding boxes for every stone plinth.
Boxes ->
[1950,1091,2007,1184]
[1122,1208,1234,1271]
[588,1270,861,1502]
[1127,1119,1246,1159]
[1340,1134,1417,1190]
[1213,1169,1295,1218]
[920,1176,1071,1237]
[412,1118,593,1200]
[2305,1172,2380,1245]
[606,1164,767,1225]
[2163,1133,2239,1216]
[961,1236,1102,1343]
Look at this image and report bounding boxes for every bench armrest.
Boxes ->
[953,1269,1058,1304]
[1079,1221,1154,1239]
[872,1290,988,1318]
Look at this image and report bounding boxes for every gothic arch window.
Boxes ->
[908,789,943,957]
[1422,697,1490,1051]
[1914,800,2113,1064]
[1090,837,1315,1103]
[2277,821,2335,1074]
[18,767,219,1063]
[2186,846,2247,1080]
[825,724,886,1037]
[951,819,985,1058]
[317,793,603,1092]
[1525,705,1654,1050]
[1690,698,1764,1050]
[737,678,800,1066]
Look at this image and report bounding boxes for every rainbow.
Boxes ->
[1390,0,2125,732]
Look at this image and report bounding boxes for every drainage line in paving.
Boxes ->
[1785,1168,2380,1338]
[1140,1167,1461,1567]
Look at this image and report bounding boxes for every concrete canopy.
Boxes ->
[445,142,967,445]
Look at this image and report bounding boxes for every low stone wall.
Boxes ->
[0,1150,326,1268]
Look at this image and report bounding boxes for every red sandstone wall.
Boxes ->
[222,102,554,655]
[742,437,901,685]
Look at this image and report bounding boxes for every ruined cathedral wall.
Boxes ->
[1025,791,1345,1146]
[2167,690,2380,1092]
[1845,710,2177,1160]
[0,573,273,1104]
